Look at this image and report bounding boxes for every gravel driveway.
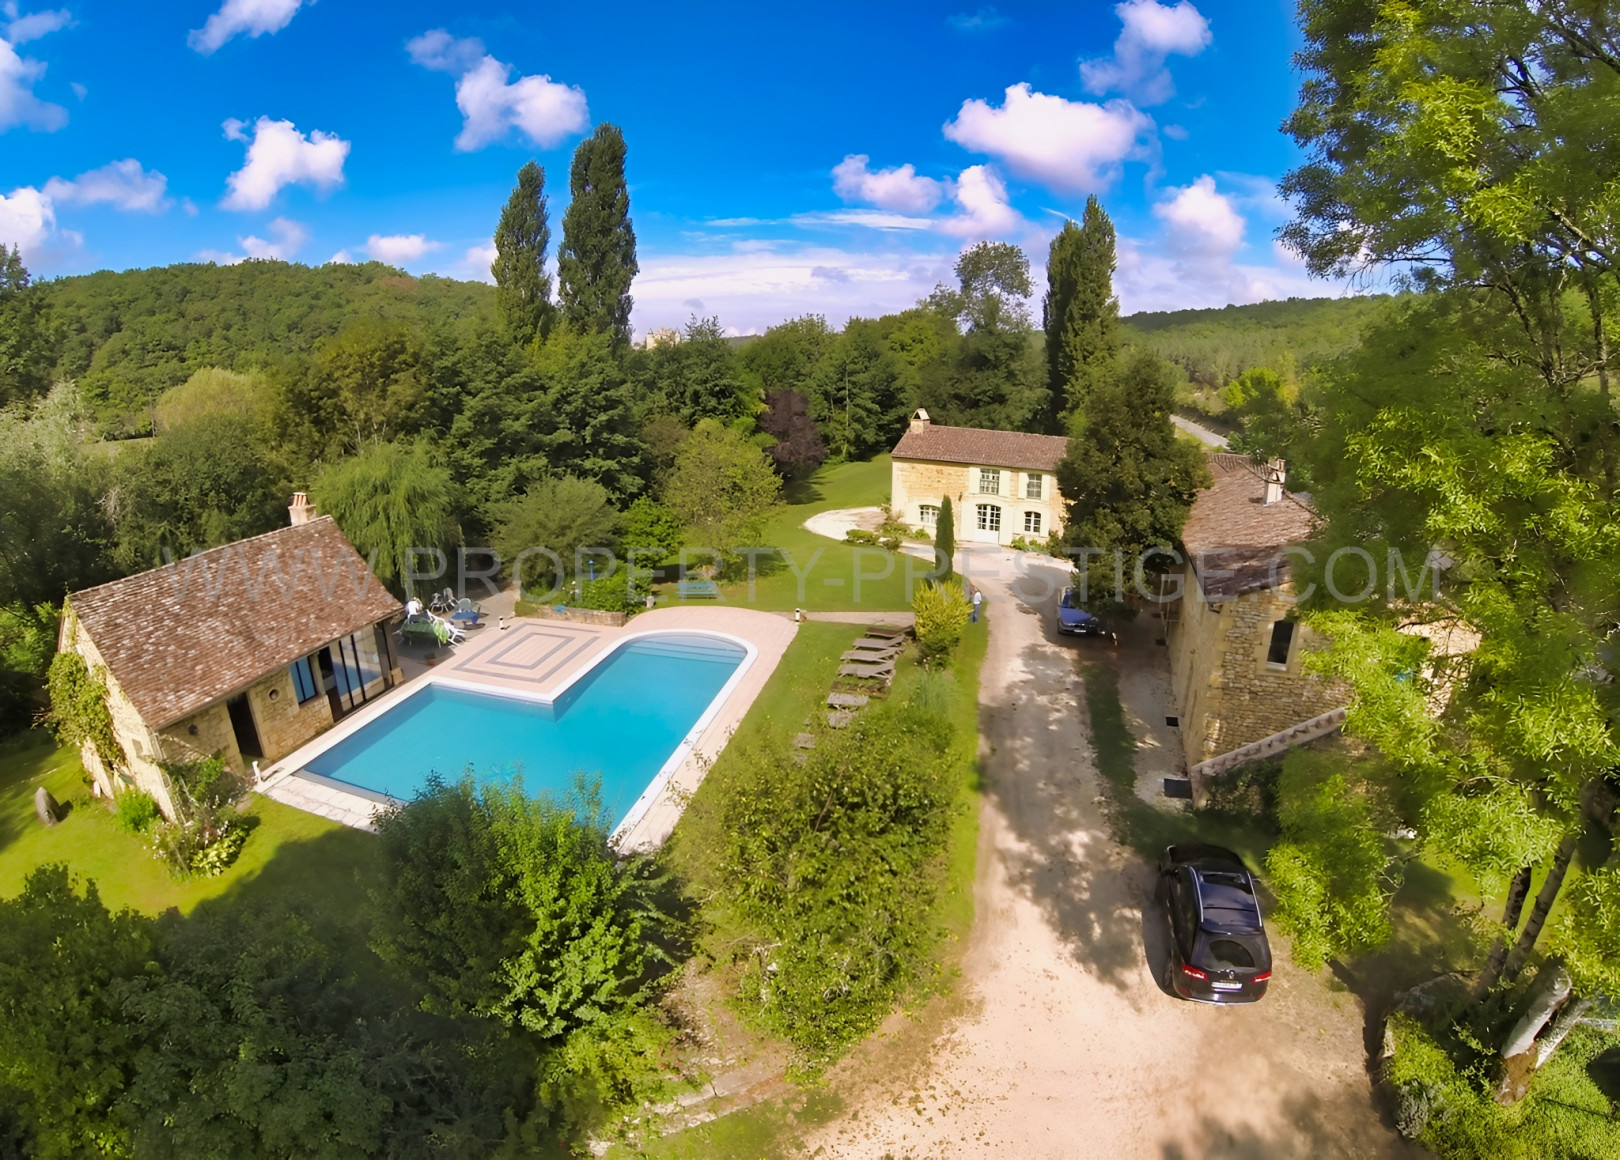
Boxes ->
[803,547,1423,1159]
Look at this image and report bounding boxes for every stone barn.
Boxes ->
[58,497,402,818]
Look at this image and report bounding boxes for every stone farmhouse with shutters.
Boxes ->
[57,496,403,820]
[1163,453,1348,781]
[890,410,1069,548]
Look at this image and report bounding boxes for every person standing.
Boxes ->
[971,587,983,623]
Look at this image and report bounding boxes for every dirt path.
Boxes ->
[803,549,1422,1159]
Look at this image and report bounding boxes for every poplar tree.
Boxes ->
[1042,197,1119,430]
[491,161,555,348]
[558,124,638,348]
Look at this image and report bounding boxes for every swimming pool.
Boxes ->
[302,632,748,830]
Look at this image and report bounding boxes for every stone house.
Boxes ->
[890,410,1069,547]
[58,497,402,818]
[1165,454,1348,776]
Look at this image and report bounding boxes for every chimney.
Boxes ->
[910,408,932,434]
[1262,460,1286,506]
[288,492,315,526]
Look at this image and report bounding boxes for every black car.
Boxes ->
[1156,844,1272,1004]
[1056,587,1114,640]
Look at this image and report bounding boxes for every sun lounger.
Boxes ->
[850,638,903,654]
[838,662,894,681]
[827,692,869,709]
[841,649,900,662]
[864,625,908,639]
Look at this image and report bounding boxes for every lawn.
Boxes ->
[666,455,930,614]
[0,730,377,918]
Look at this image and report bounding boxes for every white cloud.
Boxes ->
[792,209,935,232]
[43,158,170,212]
[0,184,53,253]
[625,244,959,336]
[943,83,1152,194]
[1081,0,1211,106]
[407,29,588,151]
[938,165,1024,238]
[5,5,70,45]
[189,0,308,56]
[832,154,945,214]
[221,116,349,211]
[327,248,352,264]
[196,248,244,265]
[240,216,308,259]
[1152,174,1243,258]
[461,241,497,282]
[0,14,66,132]
[364,233,442,264]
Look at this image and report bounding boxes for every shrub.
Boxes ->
[188,821,248,877]
[720,704,956,1064]
[46,652,125,773]
[578,572,650,614]
[844,528,878,545]
[913,579,970,661]
[114,790,160,834]
[149,756,247,879]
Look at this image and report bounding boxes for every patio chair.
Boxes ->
[428,588,456,614]
[838,661,894,681]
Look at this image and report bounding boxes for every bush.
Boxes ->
[114,790,160,834]
[844,528,878,545]
[578,572,650,614]
[720,703,956,1064]
[149,756,248,879]
[913,579,970,661]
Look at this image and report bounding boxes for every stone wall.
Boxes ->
[1165,568,1348,769]
[61,609,178,820]
[891,457,1066,547]
[517,604,628,627]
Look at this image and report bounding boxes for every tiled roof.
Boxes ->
[1182,453,1317,600]
[66,517,401,729]
[892,422,1069,472]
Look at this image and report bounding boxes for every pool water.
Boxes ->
[304,634,746,827]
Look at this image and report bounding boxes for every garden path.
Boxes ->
[803,545,1423,1159]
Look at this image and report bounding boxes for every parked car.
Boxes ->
[1056,587,1115,641]
[1156,844,1272,1004]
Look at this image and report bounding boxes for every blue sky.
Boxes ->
[0,0,1340,335]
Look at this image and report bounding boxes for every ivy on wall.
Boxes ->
[46,651,126,774]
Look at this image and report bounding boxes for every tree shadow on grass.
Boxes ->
[1159,1090,1427,1160]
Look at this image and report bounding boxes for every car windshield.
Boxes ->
[1060,589,1078,609]
[1195,870,1263,932]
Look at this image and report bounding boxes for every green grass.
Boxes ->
[0,730,376,918]
[673,455,927,614]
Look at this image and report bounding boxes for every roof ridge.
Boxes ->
[69,515,336,600]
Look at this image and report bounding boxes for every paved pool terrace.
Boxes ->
[256,607,797,850]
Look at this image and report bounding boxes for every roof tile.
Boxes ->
[892,422,1069,472]
[1181,455,1317,600]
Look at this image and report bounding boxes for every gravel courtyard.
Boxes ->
[802,547,1424,1160]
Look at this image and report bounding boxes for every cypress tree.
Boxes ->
[492,161,555,347]
[558,124,638,348]
[1043,196,1120,429]
[935,496,955,579]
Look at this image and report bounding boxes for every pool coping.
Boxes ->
[254,608,795,844]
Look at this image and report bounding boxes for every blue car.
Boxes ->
[1056,587,1114,640]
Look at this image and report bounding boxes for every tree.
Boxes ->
[487,475,619,597]
[557,125,638,347]
[935,497,955,579]
[0,866,152,1158]
[806,322,907,459]
[311,442,459,590]
[371,775,663,1041]
[1056,350,1210,574]
[950,241,1032,333]
[618,497,684,569]
[492,161,556,348]
[532,328,646,501]
[291,320,429,456]
[1043,198,1120,428]
[0,246,53,408]
[736,315,832,400]
[662,420,780,571]
[757,389,826,476]
[1221,366,1315,488]
[640,316,751,427]
[109,411,288,572]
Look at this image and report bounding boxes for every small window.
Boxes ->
[1266,620,1295,668]
[1025,472,1043,499]
[289,655,319,703]
[977,504,1001,531]
[919,503,940,526]
[979,468,1001,495]
[1023,511,1042,534]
